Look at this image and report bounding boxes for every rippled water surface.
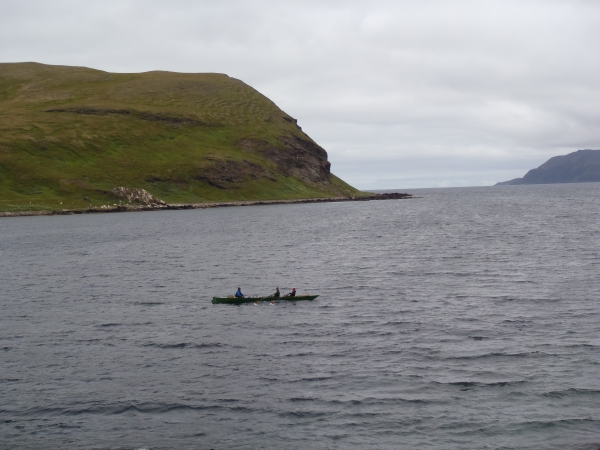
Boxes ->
[2,184,600,449]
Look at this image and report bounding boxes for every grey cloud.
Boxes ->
[2,0,600,188]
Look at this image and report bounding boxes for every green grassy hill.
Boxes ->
[0,62,360,212]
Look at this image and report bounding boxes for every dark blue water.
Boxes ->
[1,184,600,449]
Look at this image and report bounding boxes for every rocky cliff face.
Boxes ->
[238,135,331,186]
[496,150,600,185]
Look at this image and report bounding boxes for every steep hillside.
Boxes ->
[496,150,600,186]
[0,62,360,212]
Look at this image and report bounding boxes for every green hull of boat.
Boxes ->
[212,295,319,304]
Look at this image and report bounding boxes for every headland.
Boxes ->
[496,149,600,185]
[0,62,364,213]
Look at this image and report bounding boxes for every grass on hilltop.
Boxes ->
[0,63,361,212]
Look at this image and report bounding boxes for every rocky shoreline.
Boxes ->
[0,192,413,218]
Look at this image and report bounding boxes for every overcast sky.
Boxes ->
[2,0,600,189]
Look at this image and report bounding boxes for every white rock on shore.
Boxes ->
[111,187,166,205]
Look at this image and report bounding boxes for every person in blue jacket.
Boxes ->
[235,287,244,298]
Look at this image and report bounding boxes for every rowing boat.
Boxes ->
[212,295,319,304]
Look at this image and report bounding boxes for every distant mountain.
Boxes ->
[496,150,600,186]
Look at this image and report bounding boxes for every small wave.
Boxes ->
[566,443,600,450]
[382,320,413,326]
[490,296,518,302]
[434,380,526,388]
[133,301,164,306]
[502,319,533,324]
[55,422,81,429]
[97,323,121,328]
[383,350,405,355]
[2,346,12,351]
[441,351,549,361]
[289,376,333,383]
[516,417,598,430]
[14,401,255,417]
[565,343,599,349]
[142,342,222,349]
[324,433,350,440]
[330,396,432,406]
[543,388,600,398]
[279,410,327,418]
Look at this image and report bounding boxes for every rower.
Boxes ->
[286,288,296,297]
[235,287,244,298]
[273,287,280,298]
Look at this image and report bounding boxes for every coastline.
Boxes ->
[0,193,413,218]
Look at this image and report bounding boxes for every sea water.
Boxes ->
[1,184,599,449]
